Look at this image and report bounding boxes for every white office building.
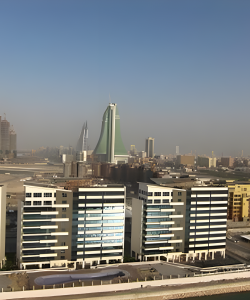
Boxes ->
[17,183,125,269]
[131,183,186,262]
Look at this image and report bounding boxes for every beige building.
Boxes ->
[197,156,216,168]
[221,157,234,168]
[176,155,195,167]
[0,185,6,268]
[227,182,250,221]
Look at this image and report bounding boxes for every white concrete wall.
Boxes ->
[131,198,143,257]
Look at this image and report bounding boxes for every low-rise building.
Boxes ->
[227,182,250,222]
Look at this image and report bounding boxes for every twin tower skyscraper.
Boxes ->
[77,103,128,164]
[93,103,128,164]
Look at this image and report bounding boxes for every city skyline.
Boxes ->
[0,1,249,156]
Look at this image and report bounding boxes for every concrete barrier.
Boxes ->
[2,269,250,299]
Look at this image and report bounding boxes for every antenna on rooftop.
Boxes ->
[109,93,111,104]
[4,113,6,120]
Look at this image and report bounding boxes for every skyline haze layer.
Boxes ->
[0,0,249,157]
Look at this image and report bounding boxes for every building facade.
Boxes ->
[221,157,234,168]
[185,187,228,260]
[0,115,17,158]
[131,183,228,262]
[1,118,10,155]
[176,155,195,167]
[145,137,154,158]
[197,156,216,168]
[131,183,186,261]
[93,103,128,164]
[227,182,250,222]
[17,183,125,269]
[76,121,88,162]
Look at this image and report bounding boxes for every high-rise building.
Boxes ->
[176,146,179,155]
[1,118,10,155]
[221,157,234,168]
[197,156,216,168]
[145,137,154,158]
[131,183,228,262]
[176,155,195,167]
[132,183,186,261]
[76,122,88,152]
[17,183,125,269]
[93,103,128,164]
[0,185,6,268]
[185,187,228,260]
[76,122,88,162]
[9,126,17,157]
[0,115,17,157]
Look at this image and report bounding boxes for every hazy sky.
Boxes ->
[0,0,249,157]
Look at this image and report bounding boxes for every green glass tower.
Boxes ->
[93,103,128,163]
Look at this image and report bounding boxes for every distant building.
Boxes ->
[221,157,234,168]
[0,115,17,158]
[131,183,228,262]
[176,146,179,155]
[227,182,250,222]
[0,185,6,268]
[93,103,128,164]
[130,145,137,156]
[9,126,17,157]
[197,156,216,168]
[76,122,88,162]
[132,183,186,261]
[1,118,10,155]
[176,155,195,167]
[139,151,146,159]
[145,137,154,158]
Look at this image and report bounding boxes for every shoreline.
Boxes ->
[69,279,250,300]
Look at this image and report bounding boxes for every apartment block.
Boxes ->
[73,186,125,267]
[131,183,228,262]
[131,183,186,261]
[197,156,216,168]
[227,182,250,222]
[221,157,234,168]
[0,185,6,268]
[17,183,125,269]
[176,155,195,167]
[185,187,228,260]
